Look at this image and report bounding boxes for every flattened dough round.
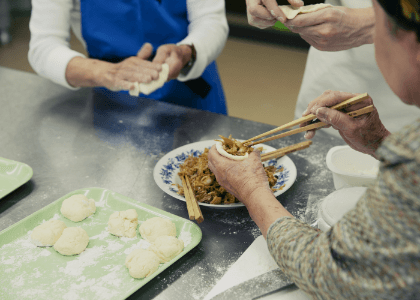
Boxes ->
[216,141,248,161]
[54,227,89,256]
[129,63,169,96]
[139,217,176,243]
[125,249,160,278]
[108,209,139,238]
[279,4,332,19]
[31,219,67,247]
[150,235,184,263]
[61,194,96,222]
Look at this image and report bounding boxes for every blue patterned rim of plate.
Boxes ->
[159,148,290,195]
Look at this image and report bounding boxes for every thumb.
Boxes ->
[316,107,353,131]
[137,43,153,60]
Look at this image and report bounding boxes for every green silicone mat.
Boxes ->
[0,187,202,300]
[0,157,33,199]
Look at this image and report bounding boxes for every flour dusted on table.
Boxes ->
[61,194,96,222]
[54,227,89,256]
[30,219,67,247]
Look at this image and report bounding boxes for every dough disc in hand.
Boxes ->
[279,4,332,20]
[216,141,248,161]
[129,63,170,96]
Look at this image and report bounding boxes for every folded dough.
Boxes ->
[129,63,169,97]
[279,4,332,20]
[216,141,249,161]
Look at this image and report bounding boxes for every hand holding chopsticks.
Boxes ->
[243,93,372,146]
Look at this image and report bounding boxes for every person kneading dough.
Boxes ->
[139,217,176,243]
[150,236,184,263]
[125,249,160,279]
[108,209,139,238]
[31,219,67,247]
[61,194,96,222]
[54,227,89,256]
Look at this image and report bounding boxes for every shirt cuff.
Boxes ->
[43,47,86,90]
[176,36,207,82]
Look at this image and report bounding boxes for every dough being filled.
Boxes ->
[31,219,67,247]
[125,249,160,278]
[139,217,176,243]
[108,209,139,238]
[216,141,248,161]
[53,227,89,256]
[279,4,332,19]
[60,194,96,222]
[150,235,184,263]
[129,63,169,96]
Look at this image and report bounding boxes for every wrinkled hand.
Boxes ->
[301,90,390,157]
[283,7,374,51]
[246,0,303,29]
[152,44,192,80]
[207,145,271,205]
[101,43,162,92]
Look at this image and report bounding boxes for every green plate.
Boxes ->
[0,157,33,199]
[0,187,202,300]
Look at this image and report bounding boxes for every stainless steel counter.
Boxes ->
[0,66,344,300]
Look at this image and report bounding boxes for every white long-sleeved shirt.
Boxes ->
[28,0,228,90]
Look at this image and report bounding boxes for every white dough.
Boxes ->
[279,4,332,19]
[30,219,67,247]
[125,249,160,278]
[139,217,176,243]
[108,209,139,238]
[150,235,184,263]
[60,194,96,222]
[53,227,89,256]
[216,141,248,161]
[129,63,169,96]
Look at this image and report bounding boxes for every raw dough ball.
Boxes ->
[129,63,169,96]
[53,227,89,256]
[139,217,176,243]
[150,235,184,263]
[279,4,332,19]
[30,219,67,247]
[125,249,160,278]
[216,141,248,161]
[108,209,139,238]
[61,194,96,222]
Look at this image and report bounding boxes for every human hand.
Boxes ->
[152,44,192,80]
[207,145,272,206]
[301,90,390,157]
[246,0,304,29]
[283,7,374,51]
[100,43,162,92]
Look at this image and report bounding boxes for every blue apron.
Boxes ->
[80,0,227,115]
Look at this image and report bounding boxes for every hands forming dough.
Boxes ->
[279,4,332,19]
[129,63,169,96]
[215,141,249,161]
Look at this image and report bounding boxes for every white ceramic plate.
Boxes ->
[153,140,297,209]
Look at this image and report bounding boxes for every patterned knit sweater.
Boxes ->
[267,119,420,300]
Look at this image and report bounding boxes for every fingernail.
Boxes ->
[270,10,277,17]
[302,108,308,116]
[278,17,285,23]
[316,107,327,120]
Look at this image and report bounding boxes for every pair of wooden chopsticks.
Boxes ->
[261,140,312,162]
[181,175,204,224]
[243,93,373,147]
